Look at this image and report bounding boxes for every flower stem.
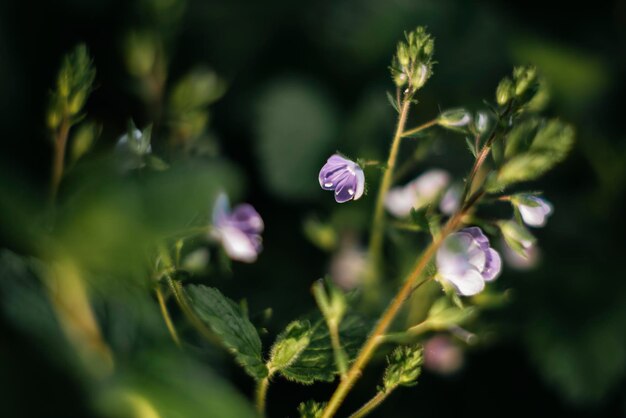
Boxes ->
[255,376,271,417]
[365,97,412,296]
[155,285,181,347]
[321,212,464,418]
[401,118,438,138]
[50,117,71,200]
[348,388,395,418]
[328,320,349,379]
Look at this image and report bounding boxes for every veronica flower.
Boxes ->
[423,335,464,375]
[212,194,264,263]
[439,185,461,216]
[515,195,553,227]
[319,154,365,203]
[436,227,501,296]
[385,169,450,217]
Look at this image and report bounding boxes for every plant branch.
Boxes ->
[50,118,71,199]
[348,388,395,418]
[365,97,412,295]
[321,211,465,418]
[155,285,181,347]
[255,376,271,417]
[401,118,438,138]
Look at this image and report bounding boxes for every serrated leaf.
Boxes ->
[278,313,369,384]
[268,320,313,373]
[386,90,399,113]
[185,285,268,380]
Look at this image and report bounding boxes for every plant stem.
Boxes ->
[50,118,71,199]
[348,389,394,418]
[365,98,412,295]
[328,320,348,378]
[321,212,464,418]
[401,118,438,138]
[255,377,271,417]
[155,286,181,347]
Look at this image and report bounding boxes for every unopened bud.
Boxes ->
[496,78,513,106]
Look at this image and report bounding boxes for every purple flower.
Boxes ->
[439,185,461,216]
[516,196,553,227]
[319,154,365,203]
[384,169,450,217]
[436,227,501,296]
[212,194,264,263]
[423,335,464,375]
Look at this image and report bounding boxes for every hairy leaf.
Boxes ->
[185,285,268,379]
[277,313,369,384]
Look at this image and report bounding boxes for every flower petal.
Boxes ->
[442,268,485,296]
[384,185,416,217]
[218,226,259,263]
[482,248,502,281]
[212,193,231,227]
[334,173,358,203]
[353,166,365,200]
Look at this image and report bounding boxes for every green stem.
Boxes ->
[255,377,271,417]
[348,388,395,418]
[50,117,71,200]
[321,212,464,418]
[165,276,220,345]
[401,118,438,138]
[328,320,349,379]
[366,97,412,296]
[155,286,181,347]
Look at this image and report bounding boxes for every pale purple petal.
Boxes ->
[412,169,450,200]
[384,186,417,217]
[219,226,259,263]
[229,204,264,234]
[482,248,502,281]
[519,197,553,227]
[212,193,231,226]
[440,186,461,215]
[334,175,358,203]
[443,268,485,296]
[353,166,365,200]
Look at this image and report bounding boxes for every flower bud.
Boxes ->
[383,345,423,390]
[511,194,553,227]
[513,66,537,97]
[68,90,87,115]
[438,108,472,129]
[499,220,536,257]
[411,63,429,90]
[496,78,513,106]
[397,43,410,67]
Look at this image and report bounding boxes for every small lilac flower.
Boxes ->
[436,227,501,296]
[212,193,264,263]
[330,235,367,291]
[516,196,553,227]
[423,335,464,375]
[439,185,461,216]
[385,169,450,217]
[319,154,365,203]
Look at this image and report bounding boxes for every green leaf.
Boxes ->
[493,119,574,190]
[383,345,423,390]
[385,90,399,113]
[268,320,313,373]
[185,285,268,380]
[278,313,369,384]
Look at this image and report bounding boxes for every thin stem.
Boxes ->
[366,98,412,294]
[348,389,394,418]
[50,118,71,199]
[328,321,348,379]
[155,286,181,347]
[401,118,438,138]
[321,212,464,418]
[255,377,271,417]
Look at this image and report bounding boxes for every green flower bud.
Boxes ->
[410,63,429,90]
[397,43,410,67]
[68,90,87,115]
[498,220,536,257]
[383,345,423,390]
[438,108,472,129]
[496,77,513,106]
[47,109,62,130]
[514,66,537,97]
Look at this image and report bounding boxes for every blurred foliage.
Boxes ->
[0,0,624,417]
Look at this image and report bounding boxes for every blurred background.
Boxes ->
[0,0,625,417]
